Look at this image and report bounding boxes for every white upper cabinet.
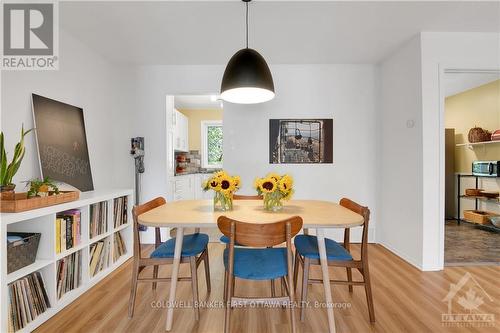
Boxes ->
[173,109,189,152]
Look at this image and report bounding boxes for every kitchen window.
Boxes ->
[201,120,223,168]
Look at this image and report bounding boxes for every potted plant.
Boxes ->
[0,125,33,200]
[202,171,241,211]
[254,173,294,211]
[26,177,60,198]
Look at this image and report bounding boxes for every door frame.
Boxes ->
[437,66,500,269]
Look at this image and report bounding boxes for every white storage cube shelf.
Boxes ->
[0,189,133,333]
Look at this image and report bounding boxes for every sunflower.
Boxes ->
[208,178,220,190]
[266,172,281,183]
[219,175,235,193]
[213,170,226,179]
[278,174,293,193]
[282,188,294,201]
[233,175,241,189]
[253,178,262,189]
[259,177,277,193]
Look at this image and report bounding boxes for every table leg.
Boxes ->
[166,227,184,331]
[316,228,336,333]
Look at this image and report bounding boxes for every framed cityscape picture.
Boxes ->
[269,119,333,164]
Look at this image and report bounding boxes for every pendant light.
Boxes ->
[220,0,275,104]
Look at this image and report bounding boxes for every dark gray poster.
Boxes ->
[269,119,333,164]
[32,94,94,191]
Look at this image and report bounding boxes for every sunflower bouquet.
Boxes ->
[202,170,241,211]
[254,173,294,211]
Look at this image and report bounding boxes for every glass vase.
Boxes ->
[263,191,284,212]
[213,191,233,211]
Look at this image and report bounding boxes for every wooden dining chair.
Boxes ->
[128,197,211,320]
[218,215,303,333]
[219,194,283,300]
[293,198,375,323]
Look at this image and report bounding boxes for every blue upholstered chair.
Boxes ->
[219,194,281,298]
[218,215,303,333]
[293,198,375,323]
[128,197,210,321]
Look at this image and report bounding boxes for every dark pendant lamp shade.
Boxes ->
[221,48,274,104]
[220,0,275,104]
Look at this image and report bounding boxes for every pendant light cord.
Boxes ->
[246,1,249,48]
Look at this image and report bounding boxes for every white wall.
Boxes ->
[420,32,500,270]
[1,30,135,191]
[378,36,424,268]
[378,32,500,271]
[133,64,378,243]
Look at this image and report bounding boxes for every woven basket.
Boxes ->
[468,127,491,143]
[7,232,41,273]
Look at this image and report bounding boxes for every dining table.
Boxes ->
[138,199,364,333]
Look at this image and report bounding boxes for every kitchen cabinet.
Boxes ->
[173,174,195,201]
[173,109,189,152]
[173,174,213,201]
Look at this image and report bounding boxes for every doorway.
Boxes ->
[442,70,500,266]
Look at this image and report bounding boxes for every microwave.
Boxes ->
[472,161,500,177]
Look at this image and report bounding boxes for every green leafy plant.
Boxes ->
[0,125,34,187]
[26,177,59,198]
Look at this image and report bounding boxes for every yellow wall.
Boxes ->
[178,109,223,151]
[445,79,500,173]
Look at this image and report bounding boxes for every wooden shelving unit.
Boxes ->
[456,175,500,231]
[0,189,133,333]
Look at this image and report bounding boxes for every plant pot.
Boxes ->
[0,184,16,201]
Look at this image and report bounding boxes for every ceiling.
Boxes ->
[444,72,500,97]
[175,95,223,110]
[60,1,500,65]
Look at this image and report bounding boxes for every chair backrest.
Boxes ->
[233,194,263,200]
[132,197,166,259]
[217,216,303,247]
[339,198,370,260]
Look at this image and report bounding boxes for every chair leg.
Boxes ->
[346,267,353,293]
[128,259,140,318]
[224,273,233,333]
[271,279,276,297]
[203,249,211,292]
[223,270,228,302]
[152,265,159,291]
[361,265,376,323]
[300,258,310,322]
[231,276,235,297]
[293,253,300,292]
[289,284,297,333]
[190,257,200,321]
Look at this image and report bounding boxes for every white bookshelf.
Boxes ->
[0,189,133,333]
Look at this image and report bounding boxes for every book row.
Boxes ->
[90,202,108,239]
[113,232,127,262]
[89,239,111,277]
[8,272,51,333]
[113,196,128,228]
[56,210,81,254]
[56,251,82,300]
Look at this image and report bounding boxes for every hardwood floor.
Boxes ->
[35,244,500,333]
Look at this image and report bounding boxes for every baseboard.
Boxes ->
[377,242,423,271]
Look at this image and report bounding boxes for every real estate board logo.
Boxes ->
[441,272,495,328]
[2,2,58,70]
